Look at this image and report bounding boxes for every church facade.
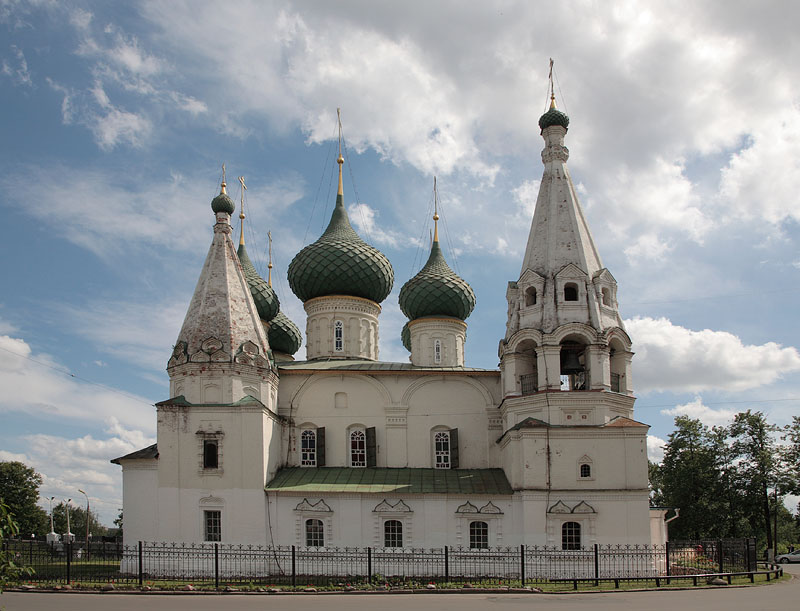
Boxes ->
[113,98,661,551]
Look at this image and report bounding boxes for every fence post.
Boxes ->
[520,544,525,587]
[665,541,671,580]
[138,541,143,586]
[593,543,599,585]
[291,545,296,587]
[444,545,449,582]
[29,538,33,566]
[214,543,219,590]
[717,539,723,574]
[66,542,71,584]
[367,547,372,583]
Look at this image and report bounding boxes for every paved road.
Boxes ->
[4,564,798,611]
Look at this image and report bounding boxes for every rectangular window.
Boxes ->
[350,430,366,467]
[301,430,316,466]
[469,521,489,549]
[334,321,343,352]
[434,339,442,364]
[434,431,450,469]
[204,510,221,542]
[203,440,218,469]
[384,519,403,548]
[305,519,324,547]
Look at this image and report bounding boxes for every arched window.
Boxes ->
[564,283,579,301]
[305,518,324,547]
[525,287,537,306]
[580,463,591,478]
[203,440,218,469]
[469,521,489,549]
[334,320,344,352]
[384,519,403,548]
[434,431,450,469]
[562,521,581,550]
[601,287,611,306]
[350,429,366,467]
[434,339,442,364]
[301,429,316,466]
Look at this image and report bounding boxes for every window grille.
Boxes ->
[434,339,442,364]
[334,320,343,352]
[580,463,591,478]
[305,519,324,547]
[610,372,621,392]
[204,510,221,542]
[520,373,537,395]
[434,431,450,469]
[301,429,316,466]
[562,521,581,550]
[384,520,403,548]
[469,521,489,549]
[350,429,366,467]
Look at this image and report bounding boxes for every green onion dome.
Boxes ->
[237,242,280,322]
[268,310,302,356]
[399,239,476,321]
[211,183,236,215]
[538,96,569,131]
[401,321,411,352]
[288,190,394,303]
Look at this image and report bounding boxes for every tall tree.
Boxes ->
[728,411,780,553]
[0,461,48,536]
[782,416,800,496]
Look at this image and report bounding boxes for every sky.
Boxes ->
[1,0,799,527]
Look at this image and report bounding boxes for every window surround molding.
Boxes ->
[196,428,224,476]
[372,499,413,548]
[454,501,504,546]
[545,499,597,547]
[577,455,594,481]
[293,498,333,548]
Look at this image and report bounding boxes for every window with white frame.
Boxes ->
[334,320,344,352]
[434,431,450,469]
[301,429,317,466]
[204,510,221,542]
[562,521,581,550]
[434,339,442,364]
[350,429,366,467]
[580,463,591,478]
[305,518,324,547]
[384,519,403,548]
[469,521,489,549]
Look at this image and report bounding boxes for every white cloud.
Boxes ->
[661,396,737,428]
[90,104,152,150]
[626,316,800,394]
[348,202,402,248]
[1,45,32,86]
[647,435,666,463]
[624,233,673,263]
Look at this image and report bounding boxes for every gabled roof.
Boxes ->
[110,443,158,464]
[266,467,513,495]
[602,416,649,428]
[155,394,267,408]
[497,415,649,443]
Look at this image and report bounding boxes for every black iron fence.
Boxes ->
[3,538,759,589]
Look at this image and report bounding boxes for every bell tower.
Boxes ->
[499,84,634,426]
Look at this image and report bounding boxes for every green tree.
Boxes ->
[655,416,730,539]
[728,410,780,553]
[0,461,48,536]
[0,500,33,593]
[782,416,800,495]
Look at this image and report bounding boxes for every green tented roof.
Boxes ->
[266,467,513,495]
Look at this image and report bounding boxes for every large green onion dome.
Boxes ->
[237,242,280,322]
[288,157,394,303]
[268,310,302,356]
[399,237,476,322]
[538,94,569,131]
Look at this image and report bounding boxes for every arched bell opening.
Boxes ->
[560,338,587,391]
[609,337,627,394]
[515,339,538,395]
[524,286,538,306]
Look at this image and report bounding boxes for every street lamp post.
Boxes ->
[45,496,58,544]
[78,489,90,559]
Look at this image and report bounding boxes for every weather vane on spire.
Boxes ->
[548,58,556,108]
[433,176,440,243]
[268,230,273,287]
[238,176,247,245]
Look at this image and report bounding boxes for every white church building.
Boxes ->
[113,95,663,551]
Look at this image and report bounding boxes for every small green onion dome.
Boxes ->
[237,243,280,322]
[538,106,569,131]
[399,239,476,321]
[401,321,411,352]
[268,310,302,356]
[211,185,236,215]
[288,194,394,303]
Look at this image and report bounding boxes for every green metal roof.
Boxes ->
[211,191,236,215]
[287,192,394,303]
[277,359,497,374]
[266,467,513,495]
[268,310,302,355]
[399,239,475,322]
[539,106,570,131]
[237,243,280,322]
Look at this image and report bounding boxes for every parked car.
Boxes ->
[776,550,800,563]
